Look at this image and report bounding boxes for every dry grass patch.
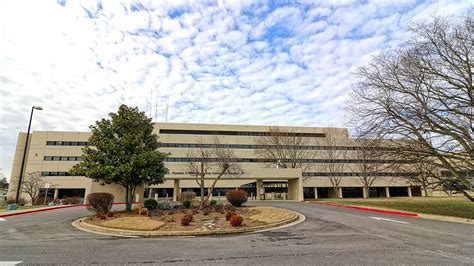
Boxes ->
[101,217,164,231]
[248,206,296,224]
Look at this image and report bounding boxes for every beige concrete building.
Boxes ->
[7,122,421,203]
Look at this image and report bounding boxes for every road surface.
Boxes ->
[1,202,473,265]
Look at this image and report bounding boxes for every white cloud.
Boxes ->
[0,0,470,178]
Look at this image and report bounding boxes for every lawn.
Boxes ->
[315,197,474,219]
[0,205,39,213]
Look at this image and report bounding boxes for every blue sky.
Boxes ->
[0,0,470,178]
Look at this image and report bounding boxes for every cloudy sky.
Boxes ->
[0,0,470,178]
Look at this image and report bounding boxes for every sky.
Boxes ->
[0,0,470,179]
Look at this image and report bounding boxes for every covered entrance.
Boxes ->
[152,168,304,201]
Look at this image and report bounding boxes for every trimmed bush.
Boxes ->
[181,214,193,226]
[230,214,243,227]
[183,199,191,209]
[209,199,217,206]
[86,192,114,214]
[203,208,211,215]
[225,190,248,207]
[144,199,158,210]
[225,211,236,221]
[178,191,196,202]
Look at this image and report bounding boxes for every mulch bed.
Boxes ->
[85,206,267,232]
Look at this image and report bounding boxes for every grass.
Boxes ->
[101,217,165,231]
[0,205,39,213]
[315,197,474,219]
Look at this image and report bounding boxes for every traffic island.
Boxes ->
[72,206,303,237]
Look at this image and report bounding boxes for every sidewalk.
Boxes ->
[0,204,86,218]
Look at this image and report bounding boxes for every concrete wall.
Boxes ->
[7,122,417,202]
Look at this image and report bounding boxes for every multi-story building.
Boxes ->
[7,122,422,203]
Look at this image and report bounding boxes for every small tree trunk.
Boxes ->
[462,190,474,202]
[423,185,428,197]
[199,175,205,209]
[125,186,131,212]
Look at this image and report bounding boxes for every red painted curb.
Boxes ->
[0,202,144,218]
[0,204,86,218]
[307,201,418,217]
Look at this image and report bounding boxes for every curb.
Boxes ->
[0,202,142,218]
[0,204,87,218]
[73,211,303,237]
[307,201,418,217]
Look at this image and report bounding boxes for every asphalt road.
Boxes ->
[1,202,473,265]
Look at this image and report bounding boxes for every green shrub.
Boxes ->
[209,199,217,206]
[86,192,114,214]
[230,214,243,227]
[225,190,248,207]
[183,199,191,209]
[178,191,196,202]
[144,199,158,210]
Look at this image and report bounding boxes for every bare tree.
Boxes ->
[254,127,313,173]
[318,128,349,198]
[21,171,47,203]
[185,138,243,209]
[352,138,399,198]
[349,14,473,201]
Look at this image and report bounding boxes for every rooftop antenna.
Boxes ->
[154,94,158,122]
[165,101,169,122]
[149,89,153,118]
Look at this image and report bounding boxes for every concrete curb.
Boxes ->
[72,210,303,238]
[0,204,87,218]
[307,201,418,217]
[0,202,142,218]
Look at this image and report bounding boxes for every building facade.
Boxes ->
[7,122,422,203]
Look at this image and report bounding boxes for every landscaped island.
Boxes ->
[75,191,300,237]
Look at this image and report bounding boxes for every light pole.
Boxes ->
[15,106,43,204]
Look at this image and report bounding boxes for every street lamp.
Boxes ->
[15,106,43,203]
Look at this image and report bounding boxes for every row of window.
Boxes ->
[164,157,410,164]
[41,171,77,176]
[44,156,83,161]
[44,140,396,152]
[302,172,414,177]
[40,171,411,177]
[159,129,326,138]
[46,141,89,146]
[159,143,396,151]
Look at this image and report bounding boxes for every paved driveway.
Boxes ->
[0,202,473,265]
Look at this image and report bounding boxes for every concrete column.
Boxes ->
[288,178,303,201]
[154,193,158,201]
[256,179,264,200]
[53,188,59,199]
[407,187,412,197]
[337,187,343,198]
[362,187,367,198]
[385,187,390,198]
[314,187,318,199]
[135,193,139,203]
[173,179,180,202]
